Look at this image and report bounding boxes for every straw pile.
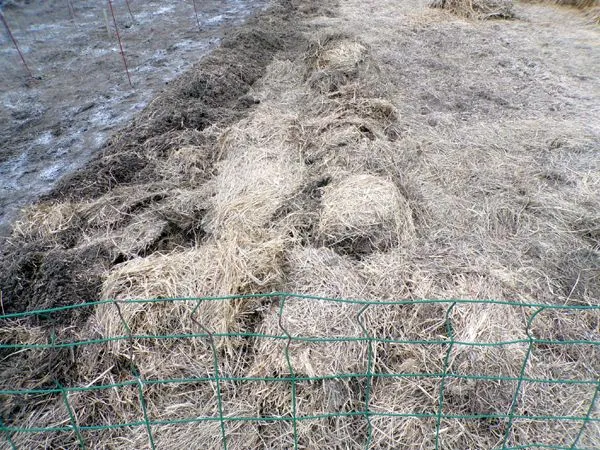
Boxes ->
[527,0,600,22]
[317,174,415,254]
[540,0,597,6]
[1,0,599,448]
[429,0,515,18]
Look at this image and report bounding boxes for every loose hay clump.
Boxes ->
[56,232,289,448]
[429,0,515,19]
[318,173,415,255]
[305,33,368,73]
[250,246,368,377]
[100,232,287,341]
[204,113,306,235]
[246,246,369,448]
[155,144,215,185]
[12,201,80,243]
[304,33,377,95]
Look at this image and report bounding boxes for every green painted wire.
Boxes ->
[1,294,599,447]
[1,371,597,397]
[2,410,598,434]
[113,300,156,450]
[190,299,228,450]
[57,380,86,450]
[0,417,17,450]
[2,331,598,351]
[135,377,156,450]
[356,303,374,449]
[500,307,545,449]
[278,296,299,450]
[435,302,457,450]
[2,293,599,321]
[569,381,600,449]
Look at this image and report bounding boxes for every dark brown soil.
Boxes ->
[0,1,339,435]
[47,11,296,202]
[0,0,335,320]
[0,0,272,236]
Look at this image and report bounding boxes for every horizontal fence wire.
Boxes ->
[1,293,599,449]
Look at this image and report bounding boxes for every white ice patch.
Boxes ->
[207,15,224,24]
[39,162,63,182]
[35,131,53,146]
[153,5,175,16]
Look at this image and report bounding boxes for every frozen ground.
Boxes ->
[0,0,266,235]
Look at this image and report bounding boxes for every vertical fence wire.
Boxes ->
[0,417,17,450]
[135,376,155,450]
[113,300,156,450]
[569,382,600,449]
[434,302,457,450]
[56,380,86,449]
[278,295,299,450]
[500,307,544,449]
[356,303,374,449]
[191,300,228,450]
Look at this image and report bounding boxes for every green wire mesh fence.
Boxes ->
[1,293,599,449]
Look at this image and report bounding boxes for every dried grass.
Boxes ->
[318,173,415,254]
[304,32,382,95]
[534,0,597,7]
[12,202,80,242]
[3,0,600,447]
[587,6,600,22]
[429,0,515,18]
[100,234,286,338]
[245,246,370,448]
[34,229,290,449]
[204,113,306,235]
[522,0,600,22]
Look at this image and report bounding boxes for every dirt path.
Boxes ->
[0,0,266,235]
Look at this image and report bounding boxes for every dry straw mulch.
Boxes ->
[1,0,599,448]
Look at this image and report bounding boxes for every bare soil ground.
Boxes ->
[0,0,266,235]
[0,0,599,448]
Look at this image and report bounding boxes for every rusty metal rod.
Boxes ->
[67,0,75,19]
[0,10,33,79]
[124,0,134,22]
[107,0,133,88]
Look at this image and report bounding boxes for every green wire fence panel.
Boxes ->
[1,294,599,449]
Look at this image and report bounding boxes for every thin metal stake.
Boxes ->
[67,0,75,19]
[107,0,133,88]
[0,10,33,79]
[124,0,135,22]
[192,0,201,32]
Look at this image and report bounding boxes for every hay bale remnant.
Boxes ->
[523,0,600,22]
[318,174,415,255]
[429,0,515,19]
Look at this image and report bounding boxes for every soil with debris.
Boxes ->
[0,0,267,236]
